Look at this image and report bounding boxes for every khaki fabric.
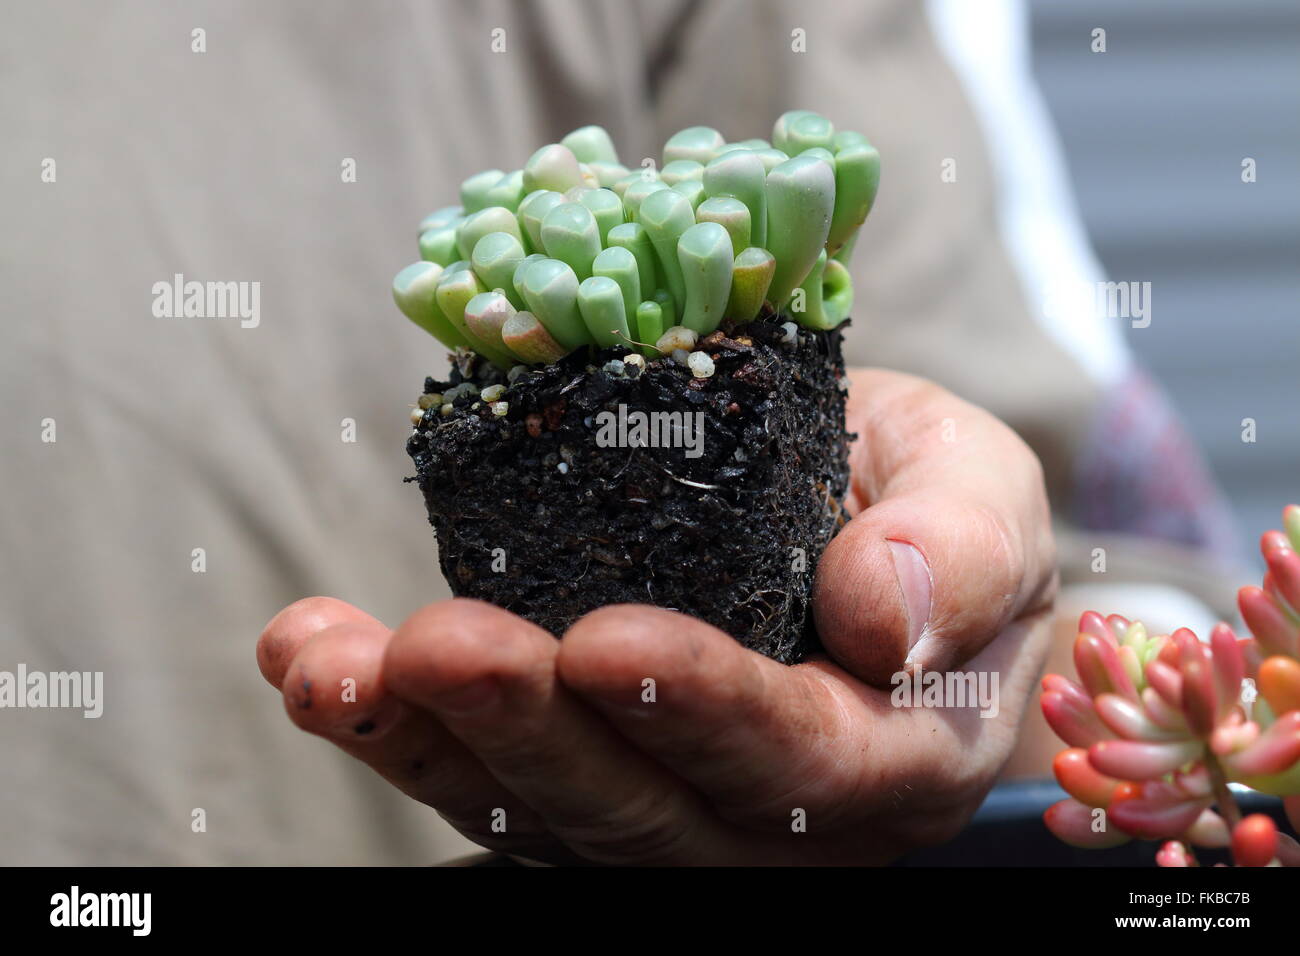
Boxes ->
[2,0,1096,864]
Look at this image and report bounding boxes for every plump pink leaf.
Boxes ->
[1174,764,1212,798]
[1043,798,1130,849]
[1053,747,1123,808]
[1210,716,1258,757]
[1145,660,1184,710]
[1240,586,1299,658]
[1110,790,1209,840]
[1095,693,1184,742]
[1078,610,1113,645]
[1179,647,1217,736]
[1209,623,1246,719]
[1223,711,1300,777]
[1075,633,1137,701]
[1042,684,1111,749]
[1089,738,1202,780]
[1141,687,1187,732]
[1264,544,1300,620]
[1105,613,1131,642]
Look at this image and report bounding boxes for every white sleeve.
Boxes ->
[926,0,1132,388]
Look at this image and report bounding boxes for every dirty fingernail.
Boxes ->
[887,539,932,650]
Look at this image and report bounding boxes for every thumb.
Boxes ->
[812,490,1045,687]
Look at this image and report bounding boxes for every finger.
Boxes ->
[279,616,549,846]
[257,596,380,689]
[280,620,406,738]
[827,607,1056,848]
[562,604,1050,855]
[815,369,1056,685]
[383,599,735,864]
[557,604,864,832]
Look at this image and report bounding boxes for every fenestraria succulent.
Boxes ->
[398,112,876,663]
[392,111,879,367]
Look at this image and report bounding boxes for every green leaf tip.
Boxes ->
[633,301,665,358]
[540,201,602,280]
[621,177,670,221]
[575,188,625,247]
[663,126,726,166]
[523,144,584,194]
[781,112,836,156]
[592,246,642,328]
[764,154,835,307]
[460,169,506,214]
[418,223,461,266]
[456,206,522,262]
[638,187,696,309]
[703,149,767,247]
[517,189,566,253]
[789,251,853,330]
[660,159,705,186]
[577,275,631,348]
[516,257,591,352]
[418,205,463,237]
[392,261,471,350]
[396,111,879,365]
[676,221,734,336]
[726,247,776,324]
[561,126,620,165]
[470,232,528,309]
[606,221,659,294]
[827,141,880,260]
[434,267,515,368]
[696,196,752,254]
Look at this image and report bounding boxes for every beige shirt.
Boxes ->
[2,0,1103,863]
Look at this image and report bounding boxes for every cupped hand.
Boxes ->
[257,368,1056,864]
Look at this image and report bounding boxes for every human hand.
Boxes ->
[257,368,1056,864]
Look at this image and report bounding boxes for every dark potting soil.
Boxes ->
[405,315,853,663]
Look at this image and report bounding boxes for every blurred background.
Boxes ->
[1030,0,1300,561]
[2,0,1296,865]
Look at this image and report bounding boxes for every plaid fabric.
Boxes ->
[1074,367,1239,562]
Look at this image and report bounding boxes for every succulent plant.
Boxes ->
[1042,505,1300,866]
[392,112,880,368]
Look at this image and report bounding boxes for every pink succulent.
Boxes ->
[1232,814,1279,867]
[1041,504,1300,866]
[1155,840,1196,867]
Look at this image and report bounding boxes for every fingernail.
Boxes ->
[888,539,932,651]
[438,678,500,715]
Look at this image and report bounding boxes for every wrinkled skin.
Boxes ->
[258,368,1056,864]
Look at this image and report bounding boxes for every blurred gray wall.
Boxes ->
[1029,0,1300,564]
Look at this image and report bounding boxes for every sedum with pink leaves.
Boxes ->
[1041,505,1300,866]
